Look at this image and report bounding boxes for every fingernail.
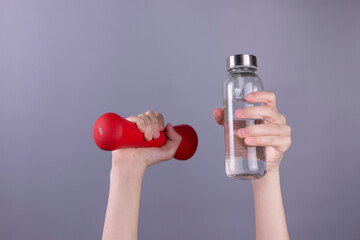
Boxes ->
[238,128,245,136]
[153,131,160,139]
[235,109,242,117]
[246,137,253,144]
[146,133,152,140]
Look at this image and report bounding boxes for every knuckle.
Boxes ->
[270,91,276,102]
[270,136,278,145]
[150,116,158,123]
[146,110,156,118]
[288,137,292,146]
[177,134,183,142]
[279,146,288,152]
[244,126,254,135]
[281,136,291,148]
[152,114,159,121]
[126,115,137,122]
[167,153,174,160]
[280,138,291,152]
[276,113,284,122]
[141,114,150,122]
[137,117,145,125]
[264,105,274,115]
[268,123,277,133]
[165,149,174,160]
[156,112,164,118]
[245,137,254,145]
[157,115,164,123]
[285,125,291,135]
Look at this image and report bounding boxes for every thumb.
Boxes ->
[158,124,182,160]
[213,108,224,126]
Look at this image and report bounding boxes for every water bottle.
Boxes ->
[223,54,266,179]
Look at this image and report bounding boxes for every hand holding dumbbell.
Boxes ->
[93,111,198,161]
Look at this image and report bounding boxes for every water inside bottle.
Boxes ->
[224,99,266,179]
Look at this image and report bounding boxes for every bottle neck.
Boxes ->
[228,67,257,73]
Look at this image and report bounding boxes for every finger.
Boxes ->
[234,105,283,124]
[165,123,182,142]
[138,113,152,141]
[155,112,165,131]
[126,115,137,123]
[213,108,224,126]
[244,135,291,152]
[237,123,291,138]
[158,123,182,160]
[245,91,277,108]
[126,115,146,133]
[146,110,160,139]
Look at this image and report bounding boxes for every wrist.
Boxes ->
[252,168,280,187]
[110,165,145,182]
[110,150,146,182]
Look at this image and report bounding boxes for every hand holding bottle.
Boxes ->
[214,91,292,173]
[214,91,292,240]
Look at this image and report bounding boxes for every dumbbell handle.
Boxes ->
[92,113,198,160]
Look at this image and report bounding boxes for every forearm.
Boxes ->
[252,169,289,240]
[102,166,145,240]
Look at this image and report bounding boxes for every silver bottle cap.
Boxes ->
[227,54,257,71]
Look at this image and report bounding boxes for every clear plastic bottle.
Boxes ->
[223,54,266,179]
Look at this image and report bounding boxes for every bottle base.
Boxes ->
[227,172,265,180]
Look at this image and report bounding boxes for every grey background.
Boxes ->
[1,0,360,239]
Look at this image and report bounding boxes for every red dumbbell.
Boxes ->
[93,112,198,160]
